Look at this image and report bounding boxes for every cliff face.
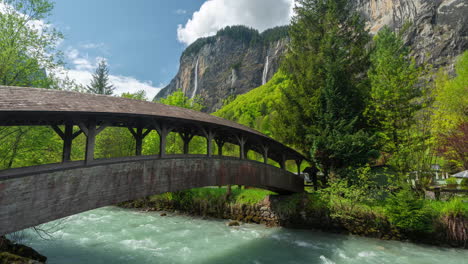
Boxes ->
[155,26,288,112]
[353,0,468,67]
[156,1,467,112]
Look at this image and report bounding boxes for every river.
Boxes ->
[17,207,467,264]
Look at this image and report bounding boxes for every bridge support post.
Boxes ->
[236,136,247,160]
[215,138,225,156]
[84,121,96,165]
[295,159,302,175]
[262,145,269,164]
[179,131,194,155]
[155,123,172,158]
[129,127,152,156]
[206,131,215,157]
[279,154,286,170]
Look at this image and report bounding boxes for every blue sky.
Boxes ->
[50,0,293,98]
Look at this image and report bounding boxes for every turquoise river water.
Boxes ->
[17,207,468,264]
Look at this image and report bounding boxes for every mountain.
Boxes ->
[154,26,288,112]
[156,0,467,112]
[352,0,467,68]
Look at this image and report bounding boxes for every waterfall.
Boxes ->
[191,58,199,99]
[231,68,237,87]
[262,56,269,85]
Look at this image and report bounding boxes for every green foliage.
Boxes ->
[121,90,147,101]
[260,26,289,43]
[425,197,468,218]
[87,60,115,95]
[432,52,468,170]
[431,51,468,136]
[445,177,458,186]
[183,25,288,57]
[276,0,375,178]
[0,0,64,88]
[366,26,428,173]
[0,126,62,169]
[385,188,432,232]
[214,72,289,137]
[158,90,203,111]
[461,178,468,188]
[320,165,381,218]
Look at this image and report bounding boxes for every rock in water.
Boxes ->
[228,221,240,227]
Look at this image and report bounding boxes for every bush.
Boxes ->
[460,178,468,188]
[446,177,458,186]
[385,188,432,232]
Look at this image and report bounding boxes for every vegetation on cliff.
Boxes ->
[183,25,289,57]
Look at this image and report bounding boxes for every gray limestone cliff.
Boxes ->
[154,26,288,112]
[155,1,467,112]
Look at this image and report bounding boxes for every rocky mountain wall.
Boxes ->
[156,1,467,112]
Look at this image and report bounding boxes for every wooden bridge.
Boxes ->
[0,86,306,235]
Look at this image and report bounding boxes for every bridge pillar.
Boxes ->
[129,127,152,156]
[51,123,78,162]
[279,154,286,170]
[84,120,96,165]
[237,136,247,160]
[206,131,215,157]
[262,145,269,164]
[179,131,194,155]
[215,138,225,156]
[295,159,303,175]
[155,124,172,158]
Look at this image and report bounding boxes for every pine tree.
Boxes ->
[365,26,425,172]
[274,0,377,180]
[87,60,115,95]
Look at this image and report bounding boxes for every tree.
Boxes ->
[0,0,65,170]
[0,0,63,88]
[365,26,426,172]
[87,60,115,95]
[275,0,375,180]
[430,52,468,171]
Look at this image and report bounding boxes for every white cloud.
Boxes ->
[79,42,106,49]
[174,9,187,15]
[62,48,163,99]
[177,0,294,45]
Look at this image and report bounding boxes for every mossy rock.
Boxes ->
[0,252,43,264]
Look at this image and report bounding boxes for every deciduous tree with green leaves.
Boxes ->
[0,0,63,88]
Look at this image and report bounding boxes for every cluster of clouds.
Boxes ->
[3,0,296,98]
[62,47,162,99]
[177,0,295,45]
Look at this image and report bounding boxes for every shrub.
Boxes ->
[446,177,458,186]
[385,188,432,232]
[460,178,468,188]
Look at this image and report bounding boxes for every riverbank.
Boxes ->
[0,236,47,264]
[119,187,468,249]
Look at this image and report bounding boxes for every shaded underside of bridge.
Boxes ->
[0,86,306,236]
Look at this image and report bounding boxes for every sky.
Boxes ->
[48,0,294,99]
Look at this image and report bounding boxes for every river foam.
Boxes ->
[15,207,468,264]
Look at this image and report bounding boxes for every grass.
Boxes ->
[425,197,468,217]
[148,186,275,206]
